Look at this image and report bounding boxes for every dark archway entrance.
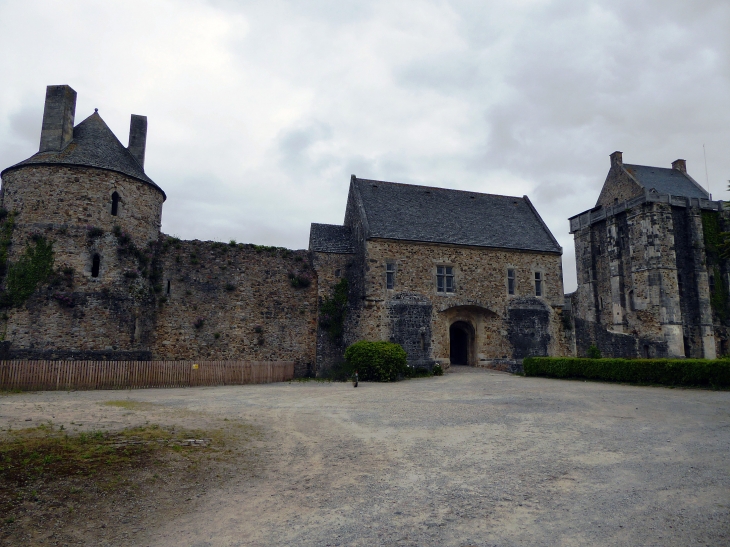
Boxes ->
[450,321,472,365]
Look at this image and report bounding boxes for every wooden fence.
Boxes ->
[0,360,295,391]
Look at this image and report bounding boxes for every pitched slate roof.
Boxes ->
[623,164,708,200]
[350,177,562,254]
[309,223,355,253]
[1,112,165,198]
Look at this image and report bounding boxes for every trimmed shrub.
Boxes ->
[523,357,730,388]
[587,344,601,359]
[344,340,407,382]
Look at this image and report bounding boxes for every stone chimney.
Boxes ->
[672,159,687,173]
[127,115,147,168]
[610,151,623,168]
[39,85,77,152]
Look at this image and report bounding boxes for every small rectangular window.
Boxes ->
[507,269,515,295]
[437,266,454,293]
[535,271,542,297]
[386,263,395,290]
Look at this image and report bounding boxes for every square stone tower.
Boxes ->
[568,152,727,359]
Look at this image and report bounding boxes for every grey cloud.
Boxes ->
[9,105,42,145]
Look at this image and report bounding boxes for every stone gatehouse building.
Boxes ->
[0,84,574,374]
[310,176,570,371]
[568,151,729,359]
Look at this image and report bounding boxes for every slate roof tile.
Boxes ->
[623,164,708,200]
[351,177,562,254]
[309,223,355,253]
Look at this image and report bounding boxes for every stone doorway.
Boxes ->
[450,321,473,366]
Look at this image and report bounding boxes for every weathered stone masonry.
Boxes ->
[310,176,572,372]
[569,152,728,359]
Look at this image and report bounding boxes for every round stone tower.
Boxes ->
[0,85,166,359]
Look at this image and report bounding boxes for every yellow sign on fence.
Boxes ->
[192,364,199,370]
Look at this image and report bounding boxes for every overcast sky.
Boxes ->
[1,0,728,292]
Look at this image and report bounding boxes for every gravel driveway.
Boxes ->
[2,366,729,546]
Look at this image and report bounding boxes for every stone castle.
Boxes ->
[0,85,725,374]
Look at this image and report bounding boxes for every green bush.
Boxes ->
[344,340,407,382]
[587,344,602,359]
[523,357,730,388]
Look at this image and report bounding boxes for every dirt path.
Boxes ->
[2,367,729,546]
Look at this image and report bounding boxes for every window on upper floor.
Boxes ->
[386,262,395,290]
[535,271,543,297]
[437,266,454,293]
[507,269,515,295]
[111,191,120,216]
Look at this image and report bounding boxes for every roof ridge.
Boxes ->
[354,176,526,200]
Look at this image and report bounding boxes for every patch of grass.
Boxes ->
[0,424,211,507]
[102,400,160,411]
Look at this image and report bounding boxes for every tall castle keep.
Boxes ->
[568,151,729,359]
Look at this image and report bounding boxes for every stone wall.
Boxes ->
[595,160,644,208]
[0,226,158,359]
[310,250,354,373]
[570,195,725,358]
[152,240,317,376]
[0,229,317,373]
[2,165,163,249]
[352,238,569,367]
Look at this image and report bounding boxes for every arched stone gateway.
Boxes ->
[440,303,497,367]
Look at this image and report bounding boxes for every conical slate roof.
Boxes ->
[1,112,165,198]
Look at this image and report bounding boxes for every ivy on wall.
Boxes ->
[5,236,55,307]
[0,209,16,277]
[319,277,348,341]
[702,211,730,322]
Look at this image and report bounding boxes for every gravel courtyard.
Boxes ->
[2,366,729,546]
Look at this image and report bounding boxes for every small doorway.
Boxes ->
[450,321,472,365]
